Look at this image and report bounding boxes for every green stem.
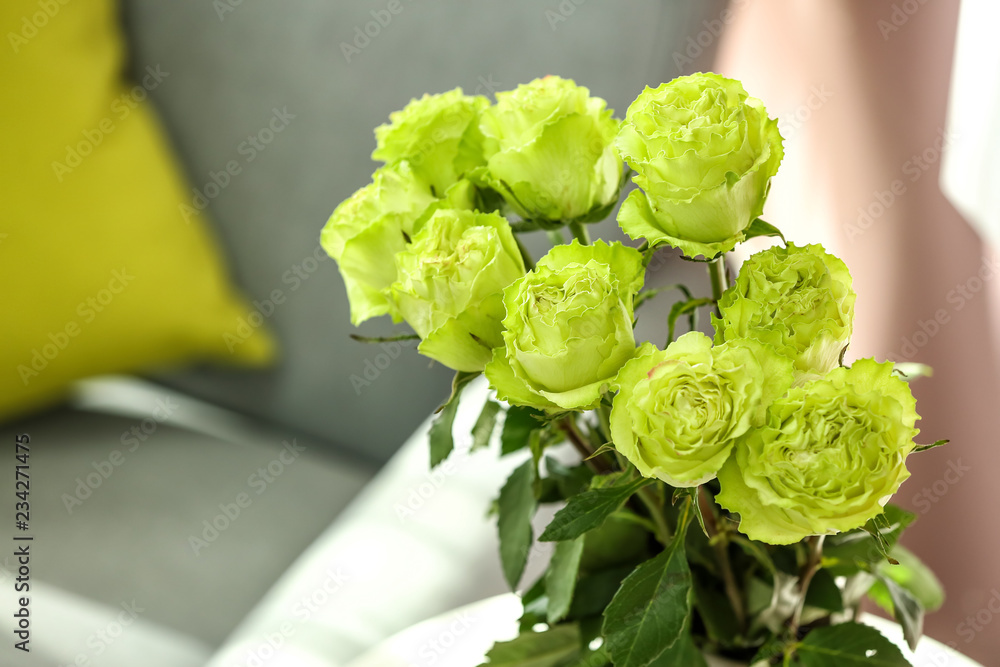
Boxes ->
[568,221,591,245]
[637,486,671,546]
[559,416,611,474]
[546,229,566,246]
[699,487,746,634]
[789,535,826,637]
[349,333,419,343]
[708,254,728,315]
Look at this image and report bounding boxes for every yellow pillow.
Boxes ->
[0,0,275,419]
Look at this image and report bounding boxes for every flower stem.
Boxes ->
[568,221,591,245]
[699,487,746,634]
[789,535,826,637]
[708,254,728,314]
[637,486,671,546]
[558,416,611,474]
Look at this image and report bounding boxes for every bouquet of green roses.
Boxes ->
[323,74,946,666]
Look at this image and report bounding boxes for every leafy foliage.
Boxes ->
[428,371,480,467]
[539,477,652,542]
[790,622,910,666]
[498,460,538,589]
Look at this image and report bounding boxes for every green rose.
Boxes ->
[616,73,784,258]
[389,209,525,372]
[321,162,437,325]
[610,333,793,487]
[713,243,856,379]
[485,240,643,411]
[373,88,489,196]
[479,76,622,225]
[716,359,920,545]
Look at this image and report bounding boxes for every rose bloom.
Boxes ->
[615,72,784,258]
[389,209,525,372]
[716,359,919,545]
[485,240,644,411]
[610,333,793,487]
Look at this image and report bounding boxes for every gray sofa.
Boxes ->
[0,2,726,664]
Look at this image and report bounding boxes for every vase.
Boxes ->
[345,594,981,667]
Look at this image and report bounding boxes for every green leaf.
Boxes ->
[585,443,617,461]
[804,568,844,613]
[519,576,548,631]
[862,510,914,565]
[580,514,651,572]
[498,460,539,590]
[480,625,581,667]
[792,622,910,666]
[647,617,707,667]
[743,217,786,244]
[731,536,777,576]
[691,569,740,644]
[913,439,948,453]
[472,400,502,451]
[674,487,709,538]
[867,578,894,615]
[872,574,924,652]
[877,544,945,612]
[602,520,693,667]
[560,647,611,667]
[824,505,915,574]
[567,566,634,621]
[544,457,594,500]
[539,477,652,542]
[546,536,586,624]
[502,406,546,456]
[634,283,693,310]
[750,635,791,665]
[667,297,714,344]
[429,371,480,467]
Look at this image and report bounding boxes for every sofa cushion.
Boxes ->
[0,0,275,421]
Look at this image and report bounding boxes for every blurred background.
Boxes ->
[1,0,997,665]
